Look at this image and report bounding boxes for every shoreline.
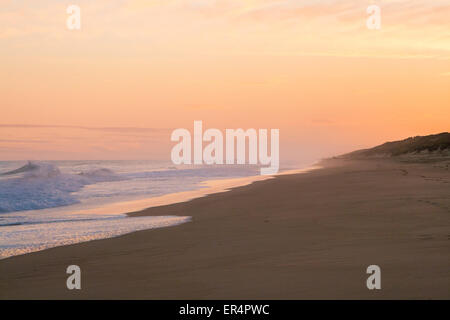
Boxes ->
[1,158,449,299]
[0,164,318,260]
[124,164,322,217]
[64,164,321,217]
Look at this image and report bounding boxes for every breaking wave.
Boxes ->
[0,161,260,214]
[0,161,122,213]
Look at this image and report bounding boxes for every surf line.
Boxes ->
[170,121,279,175]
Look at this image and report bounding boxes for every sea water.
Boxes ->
[0,160,277,259]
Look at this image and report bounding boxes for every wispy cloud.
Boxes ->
[0,123,172,160]
[0,139,49,144]
[1,0,449,59]
[0,124,170,133]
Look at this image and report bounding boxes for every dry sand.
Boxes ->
[0,158,449,299]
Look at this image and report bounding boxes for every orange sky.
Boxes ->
[1,0,449,162]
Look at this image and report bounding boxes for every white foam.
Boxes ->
[0,215,190,259]
[0,161,262,259]
[0,161,260,213]
[0,160,316,259]
[0,161,126,213]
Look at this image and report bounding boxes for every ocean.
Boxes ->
[0,160,288,259]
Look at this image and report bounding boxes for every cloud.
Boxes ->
[0,124,170,133]
[1,1,449,59]
[0,139,49,144]
[0,123,173,160]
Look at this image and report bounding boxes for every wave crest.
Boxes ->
[0,162,122,213]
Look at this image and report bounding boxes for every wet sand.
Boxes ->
[1,158,449,299]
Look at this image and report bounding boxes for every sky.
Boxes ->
[1,0,449,162]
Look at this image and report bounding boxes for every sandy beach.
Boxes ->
[1,158,449,299]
